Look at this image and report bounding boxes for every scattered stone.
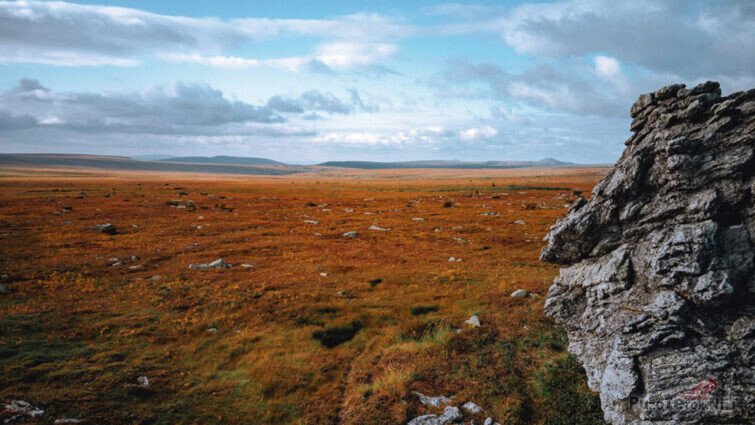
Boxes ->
[303,220,319,224]
[342,231,359,238]
[464,315,480,327]
[510,289,529,298]
[369,225,390,231]
[240,263,255,269]
[407,406,463,425]
[448,257,462,262]
[452,237,467,243]
[127,265,143,270]
[334,290,353,298]
[207,328,218,333]
[368,278,382,287]
[462,401,483,415]
[513,220,526,225]
[343,208,354,213]
[188,259,230,269]
[541,81,755,425]
[137,376,149,389]
[320,272,329,277]
[89,223,117,235]
[55,418,82,424]
[481,212,499,216]
[412,217,426,222]
[130,255,139,261]
[411,391,453,407]
[2,400,44,417]
[483,418,500,425]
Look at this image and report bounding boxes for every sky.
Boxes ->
[0,0,753,164]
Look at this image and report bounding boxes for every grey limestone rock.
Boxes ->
[541,81,755,425]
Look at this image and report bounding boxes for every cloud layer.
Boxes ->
[0,0,753,162]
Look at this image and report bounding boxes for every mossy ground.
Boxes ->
[0,170,607,424]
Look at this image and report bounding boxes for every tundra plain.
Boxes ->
[0,167,609,425]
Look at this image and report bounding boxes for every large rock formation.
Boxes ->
[541,81,754,425]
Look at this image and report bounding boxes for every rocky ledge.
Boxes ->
[541,81,754,425]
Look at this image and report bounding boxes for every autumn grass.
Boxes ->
[0,171,606,424]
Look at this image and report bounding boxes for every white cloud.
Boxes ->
[163,41,398,71]
[459,126,498,140]
[315,42,397,68]
[594,56,620,77]
[453,0,755,83]
[0,2,411,67]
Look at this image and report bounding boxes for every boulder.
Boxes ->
[541,82,755,425]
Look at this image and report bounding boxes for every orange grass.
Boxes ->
[0,168,608,424]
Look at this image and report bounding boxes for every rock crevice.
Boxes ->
[541,81,754,425]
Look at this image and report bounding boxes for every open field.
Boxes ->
[0,167,609,425]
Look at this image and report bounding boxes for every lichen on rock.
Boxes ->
[541,81,754,425]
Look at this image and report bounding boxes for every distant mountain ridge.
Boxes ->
[0,154,301,175]
[318,158,574,169]
[159,155,286,166]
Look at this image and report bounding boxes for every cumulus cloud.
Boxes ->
[265,89,379,115]
[442,60,638,116]
[459,126,498,140]
[0,79,286,136]
[0,1,410,68]
[448,0,754,82]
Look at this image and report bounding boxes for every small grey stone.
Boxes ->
[510,289,529,298]
[137,376,149,388]
[188,259,230,269]
[464,315,480,327]
[461,401,483,415]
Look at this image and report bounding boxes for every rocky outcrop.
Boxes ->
[541,81,754,425]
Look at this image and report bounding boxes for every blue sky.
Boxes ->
[0,0,753,163]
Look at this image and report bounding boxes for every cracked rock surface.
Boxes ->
[541,81,754,425]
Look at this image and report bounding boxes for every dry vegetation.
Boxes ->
[0,167,608,425]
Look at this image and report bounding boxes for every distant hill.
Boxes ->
[318,158,574,169]
[160,155,286,166]
[0,154,301,175]
[130,154,174,161]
